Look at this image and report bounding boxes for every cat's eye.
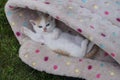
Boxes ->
[46,23,50,27]
[38,26,42,28]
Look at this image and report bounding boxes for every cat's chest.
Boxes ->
[42,33,55,44]
[42,32,53,39]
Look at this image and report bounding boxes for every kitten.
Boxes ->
[21,13,89,58]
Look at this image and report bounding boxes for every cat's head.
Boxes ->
[30,14,56,33]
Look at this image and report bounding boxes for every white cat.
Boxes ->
[21,13,90,58]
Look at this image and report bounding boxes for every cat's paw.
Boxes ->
[81,39,89,46]
[52,34,59,40]
[52,28,61,40]
[80,39,89,54]
[86,42,94,53]
[21,27,25,33]
[75,35,84,45]
[21,27,32,36]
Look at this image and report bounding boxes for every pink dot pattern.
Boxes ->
[44,56,49,61]
[16,32,21,37]
[53,65,58,70]
[96,74,101,78]
[35,49,40,54]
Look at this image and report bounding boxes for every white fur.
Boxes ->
[21,14,90,58]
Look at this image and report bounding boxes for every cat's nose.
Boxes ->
[43,28,47,32]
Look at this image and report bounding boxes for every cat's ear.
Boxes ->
[48,16,54,21]
[37,12,43,17]
[29,20,36,26]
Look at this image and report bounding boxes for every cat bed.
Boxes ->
[5,0,120,80]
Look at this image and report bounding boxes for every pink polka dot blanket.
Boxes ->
[5,0,120,80]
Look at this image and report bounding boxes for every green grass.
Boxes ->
[0,0,84,80]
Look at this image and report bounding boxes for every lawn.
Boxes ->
[0,0,83,80]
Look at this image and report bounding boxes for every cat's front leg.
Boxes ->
[21,27,44,43]
[75,35,84,45]
[21,27,35,38]
[80,39,89,55]
[52,28,61,40]
[21,27,45,43]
